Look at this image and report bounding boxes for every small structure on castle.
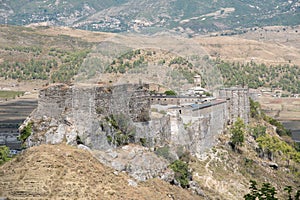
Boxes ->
[185,74,207,96]
[194,74,201,87]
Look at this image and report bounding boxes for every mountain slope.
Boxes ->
[1,0,299,34]
[0,144,202,200]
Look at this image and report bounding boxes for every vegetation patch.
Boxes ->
[256,134,300,163]
[105,114,136,147]
[0,90,24,100]
[155,146,176,162]
[0,146,10,165]
[169,159,191,188]
[244,180,300,200]
[18,122,33,145]
[230,118,245,151]
[215,59,300,93]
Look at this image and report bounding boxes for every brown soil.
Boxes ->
[0,144,202,200]
[35,26,114,43]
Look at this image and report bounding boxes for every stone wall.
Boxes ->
[25,84,249,156]
[134,100,228,155]
[219,88,250,124]
[27,83,150,150]
[171,100,227,154]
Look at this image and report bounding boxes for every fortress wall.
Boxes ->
[219,88,250,124]
[36,84,150,122]
[178,101,227,154]
[29,84,151,149]
[28,84,249,155]
[95,84,150,122]
[36,84,72,119]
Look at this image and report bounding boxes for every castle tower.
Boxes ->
[194,74,201,87]
[219,88,250,124]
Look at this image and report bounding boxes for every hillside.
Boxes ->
[1,0,299,34]
[0,25,299,94]
[1,106,300,199]
[0,144,202,200]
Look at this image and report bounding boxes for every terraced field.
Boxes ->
[0,98,37,149]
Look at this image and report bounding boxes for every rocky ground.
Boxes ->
[0,144,202,200]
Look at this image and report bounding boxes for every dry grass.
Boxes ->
[0,144,202,200]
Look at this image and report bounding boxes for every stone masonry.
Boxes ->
[23,84,250,156]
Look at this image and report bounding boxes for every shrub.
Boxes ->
[0,146,10,165]
[18,122,33,143]
[244,180,300,200]
[170,159,191,188]
[105,114,136,146]
[256,134,300,163]
[250,98,261,119]
[164,90,177,96]
[230,118,245,151]
[244,180,278,200]
[251,125,266,139]
[139,138,147,147]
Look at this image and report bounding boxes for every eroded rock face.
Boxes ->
[93,144,174,182]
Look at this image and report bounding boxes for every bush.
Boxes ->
[263,115,291,136]
[256,134,300,163]
[170,159,191,188]
[164,90,177,96]
[18,122,33,143]
[251,125,266,139]
[0,146,10,165]
[250,98,261,119]
[244,180,300,200]
[244,180,277,200]
[230,118,245,151]
[105,114,136,147]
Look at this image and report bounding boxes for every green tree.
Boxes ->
[230,118,245,151]
[244,180,259,200]
[250,98,261,119]
[244,180,278,200]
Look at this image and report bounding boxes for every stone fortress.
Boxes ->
[23,75,250,157]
